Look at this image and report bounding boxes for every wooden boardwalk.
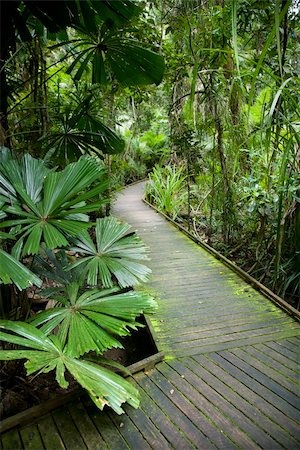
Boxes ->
[1,182,300,449]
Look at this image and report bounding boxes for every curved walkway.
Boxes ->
[2,182,300,449]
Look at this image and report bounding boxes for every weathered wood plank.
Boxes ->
[68,400,107,449]
[136,370,216,449]
[134,372,195,450]
[123,396,171,449]
[19,424,43,450]
[52,407,86,449]
[157,317,296,344]
[254,342,300,374]
[273,339,300,357]
[184,355,300,449]
[157,362,260,449]
[37,414,65,450]
[149,366,239,449]
[224,349,300,409]
[164,328,300,357]
[239,346,300,384]
[1,428,23,450]
[209,352,300,431]
[265,340,300,363]
[82,399,129,450]
[172,358,284,449]
[106,410,151,450]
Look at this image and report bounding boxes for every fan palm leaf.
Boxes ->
[29,282,157,357]
[0,320,139,414]
[42,104,125,163]
[0,249,42,290]
[0,154,108,256]
[69,216,151,287]
[59,10,164,87]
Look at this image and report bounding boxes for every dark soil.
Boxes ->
[0,316,156,420]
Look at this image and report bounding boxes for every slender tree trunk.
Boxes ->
[215,104,232,244]
[105,87,116,216]
[0,65,11,148]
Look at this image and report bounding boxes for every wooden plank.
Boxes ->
[241,346,300,384]
[254,343,300,374]
[106,409,151,450]
[157,317,295,344]
[82,399,129,450]
[209,352,300,432]
[167,322,300,348]
[274,338,300,356]
[266,340,300,363]
[19,424,43,450]
[52,407,86,449]
[154,309,287,332]
[134,373,195,450]
[37,414,65,450]
[68,400,107,449]
[149,367,240,449]
[157,362,258,450]
[171,358,283,449]
[186,355,300,449]
[124,396,171,449]
[1,428,23,450]
[228,348,300,409]
[136,370,216,449]
[169,327,300,357]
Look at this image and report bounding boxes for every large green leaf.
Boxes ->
[0,249,42,290]
[42,104,125,162]
[30,282,157,357]
[65,31,164,86]
[0,155,108,256]
[0,320,140,414]
[0,154,50,204]
[69,216,151,288]
[106,39,165,86]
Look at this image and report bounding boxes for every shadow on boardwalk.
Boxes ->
[2,182,300,449]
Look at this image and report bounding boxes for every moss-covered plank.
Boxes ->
[37,414,65,449]
[82,399,129,450]
[1,428,23,450]
[209,352,300,432]
[52,407,86,449]
[19,424,43,450]
[169,327,300,357]
[185,354,299,449]
[133,372,195,450]
[68,400,107,450]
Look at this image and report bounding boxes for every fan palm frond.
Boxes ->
[69,217,151,287]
